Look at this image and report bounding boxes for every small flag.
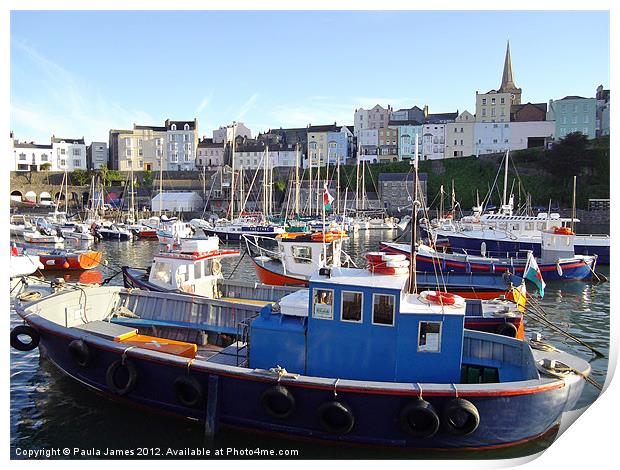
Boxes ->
[323,183,334,210]
[524,252,546,298]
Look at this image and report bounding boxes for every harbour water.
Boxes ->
[10,231,610,459]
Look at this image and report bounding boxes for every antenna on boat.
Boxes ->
[571,175,577,232]
[502,150,509,212]
[408,134,419,295]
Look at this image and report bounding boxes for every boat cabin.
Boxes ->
[471,212,576,237]
[540,228,576,263]
[250,267,466,384]
[148,238,239,296]
[275,232,345,279]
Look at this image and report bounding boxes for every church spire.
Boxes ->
[500,40,516,92]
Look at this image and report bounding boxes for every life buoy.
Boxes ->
[173,376,204,408]
[317,400,355,434]
[68,339,91,367]
[425,291,457,305]
[553,227,574,235]
[496,322,518,338]
[260,385,296,419]
[10,325,40,351]
[399,398,441,438]
[106,359,138,396]
[442,398,480,435]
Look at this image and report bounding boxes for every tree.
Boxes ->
[71,168,90,186]
[142,169,154,187]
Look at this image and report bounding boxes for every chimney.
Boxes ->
[423,105,429,117]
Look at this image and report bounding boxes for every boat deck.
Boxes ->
[196,342,248,367]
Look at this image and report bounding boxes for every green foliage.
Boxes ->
[141,169,154,187]
[274,180,286,192]
[71,169,90,186]
[40,163,52,171]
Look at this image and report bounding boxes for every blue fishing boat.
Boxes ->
[12,261,588,450]
[381,227,598,282]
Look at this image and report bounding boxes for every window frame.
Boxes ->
[313,288,335,320]
[340,290,364,324]
[417,320,443,353]
[371,293,395,327]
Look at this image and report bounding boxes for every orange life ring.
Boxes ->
[425,291,457,305]
[553,227,574,235]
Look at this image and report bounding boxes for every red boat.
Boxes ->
[38,249,103,270]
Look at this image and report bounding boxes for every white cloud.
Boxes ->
[235,93,259,121]
[11,39,155,143]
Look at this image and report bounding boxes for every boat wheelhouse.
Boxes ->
[244,231,348,286]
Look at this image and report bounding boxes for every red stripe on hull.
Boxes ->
[252,258,308,287]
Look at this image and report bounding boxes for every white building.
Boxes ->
[87,142,108,169]
[474,122,511,155]
[197,137,224,169]
[151,192,203,212]
[166,119,198,171]
[509,121,555,150]
[213,122,252,144]
[51,136,87,171]
[422,124,446,160]
[12,140,54,172]
[445,111,476,158]
[353,104,392,137]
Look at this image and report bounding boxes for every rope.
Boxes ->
[226,250,246,279]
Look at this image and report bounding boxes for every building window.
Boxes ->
[60,148,66,155]
[125,138,131,146]
[126,149,132,156]
[184,124,189,131]
[74,159,81,167]
[73,148,81,156]
[171,124,177,131]
[482,109,486,117]
[500,97,505,104]
[491,98,496,105]
[584,115,589,124]
[418,321,442,352]
[482,98,487,105]
[491,108,496,116]
[41,154,48,161]
[341,291,363,323]
[372,293,395,326]
[18,153,26,161]
[313,288,334,320]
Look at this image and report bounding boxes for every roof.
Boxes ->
[388,119,422,126]
[511,102,547,113]
[134,125,166,131]
[14,142,53,149]
[198,138,224,148]
[151,192,202,202]
[378,172,428,182]
[308,124,341,133]
[165,119,197,130]
[425,112,458,123]
[51,136,85,144]
[559,96,591,101]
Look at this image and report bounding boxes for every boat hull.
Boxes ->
[381,243,596,282]
[203,227,283,242]
[440,233,609,265]
[40,251,102,271]
[25,315,583,450]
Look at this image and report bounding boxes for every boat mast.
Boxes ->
[129,165,135,223]
[408,134,419,295]
[502,150,509,210]
[229,122,237,222]
[295,144,300,216]
[336,150,341,214]
[571,175,577,231]
[158,149,163,217]
[269,148,273,217]
[361,160,366,211]
[263,147,268,217]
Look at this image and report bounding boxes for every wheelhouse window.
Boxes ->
[372,293,395,326]
[341,291,363,323]
[313,288,334,320]
[291,245,312,264]
[418,321,442,352]
[152,261,172,284]
[194,261,202,280]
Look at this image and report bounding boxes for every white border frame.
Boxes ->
[371,292,395,327]
[340,290,363,323]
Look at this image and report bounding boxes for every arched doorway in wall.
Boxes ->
[10,190,22,202]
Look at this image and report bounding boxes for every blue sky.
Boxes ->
[10,10,610,143]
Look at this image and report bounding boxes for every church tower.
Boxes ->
[498,41,522,104]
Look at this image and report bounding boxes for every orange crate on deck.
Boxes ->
[120,334,197,358]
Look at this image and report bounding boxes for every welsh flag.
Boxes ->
[524,252,546,298]
[323,183,334,210]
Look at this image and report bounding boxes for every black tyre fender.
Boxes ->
[317,400,355,434]
[260,385,295,419]
[442,398,480,435]
[399,398,440,438]
[496,322,518,338]
[173,376,204,408]
[106,359,138,396]
[68,339,91,367]
[11,325,40,352]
